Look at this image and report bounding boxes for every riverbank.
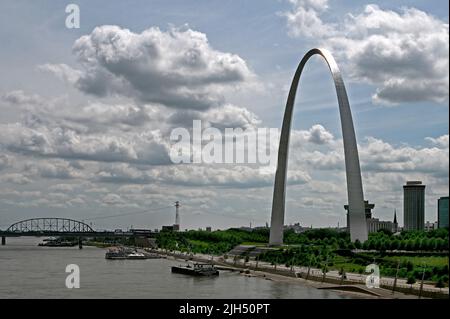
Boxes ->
[149,249,421,299]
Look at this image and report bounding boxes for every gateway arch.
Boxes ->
[269,48,368,246]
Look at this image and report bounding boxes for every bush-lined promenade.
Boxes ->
[155,227,449,290]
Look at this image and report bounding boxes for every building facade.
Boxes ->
[438,196,449,229]
[345,200,374,230]
[367,218,395,234]
[403,181,425,231]
[424,221,438,232]
[345,201,397,234]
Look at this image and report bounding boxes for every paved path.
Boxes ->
[155,249,449,296]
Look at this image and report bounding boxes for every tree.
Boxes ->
[438,238,447,251]
[361,241,368,250]
[442,238,449,250]
[429,238,438,251]
[354,240,362,249]
[412,238,421,251]
[407,275,416,289]
[422,238,432,251]
[393,240,401,250]
[435,278,445,290]
[406,239,415,251]
[378,228,393,236]
[399,240,407,250]
[406,261,414,272]
[434,238,442,251]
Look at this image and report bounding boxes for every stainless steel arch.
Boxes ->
[269,48,368,245]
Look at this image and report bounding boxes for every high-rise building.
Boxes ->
[403,181,425,231]
[438,196,449,229]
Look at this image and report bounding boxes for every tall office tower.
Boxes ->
[403,181,425,231]
[438,196,449,229]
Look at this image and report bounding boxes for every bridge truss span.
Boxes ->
[6,218,94,233]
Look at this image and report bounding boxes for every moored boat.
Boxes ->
[171,263,219,276]
[126,252,146,260]
[105,247,157,260]
[38,240,77,247]
[105,247,127,259]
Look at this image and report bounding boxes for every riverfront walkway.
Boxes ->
[152,249,449,299]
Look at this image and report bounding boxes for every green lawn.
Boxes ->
[382,255,449,267]
[330,254,449,276]
[332,255,366,273]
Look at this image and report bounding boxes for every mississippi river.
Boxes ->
[0,237,350,299]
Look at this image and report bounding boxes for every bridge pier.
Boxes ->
[78,237,83,249]
[1,236,5,246]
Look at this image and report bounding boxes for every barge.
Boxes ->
[171,263,219,276]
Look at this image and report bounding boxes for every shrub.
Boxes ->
[407,275,416,287]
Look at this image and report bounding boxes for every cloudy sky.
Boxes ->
[0,0,448,231]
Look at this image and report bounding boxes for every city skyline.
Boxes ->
[0,0,448,231]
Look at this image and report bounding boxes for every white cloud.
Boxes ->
[101,193,128,207]
[1,90,44,107]
[96,163,151,184]
[426,134,449,149]
[0,173,32,185]
[359,136,449,176]
[94,162,310,188]
[288,132,449,179]
[281,3,449,105]
[202,104,261,130]
[48,183,77,192]
[43,25,254,110]
[24,160,83,180]
[281,0,334,38]
[0,154,12,170]
[38,64,82,85]
[292,124,334,145]
[0,121,172,165]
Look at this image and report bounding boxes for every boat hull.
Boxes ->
[171,266,219,276]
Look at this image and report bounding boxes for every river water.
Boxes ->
[0,237,350,299]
